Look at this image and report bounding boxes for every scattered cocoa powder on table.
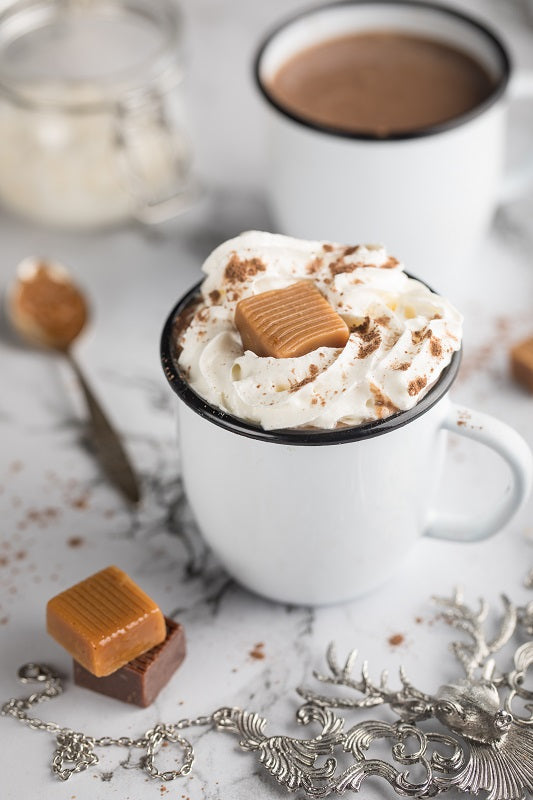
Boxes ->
[249,642,265,660]
[388,633,405,647]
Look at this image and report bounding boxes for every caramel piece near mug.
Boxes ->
[73,617,186,707]
[235,281,349,358]
[47,566,166,677]
[510,336,533,393]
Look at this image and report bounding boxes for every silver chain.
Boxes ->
[1,663,215,782]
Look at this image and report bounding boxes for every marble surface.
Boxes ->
[1,1,533,798]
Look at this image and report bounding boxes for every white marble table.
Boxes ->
[1,1,533,798]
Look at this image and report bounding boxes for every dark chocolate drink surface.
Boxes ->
[267,32,495,136]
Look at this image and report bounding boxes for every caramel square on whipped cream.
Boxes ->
[235,280,350,358]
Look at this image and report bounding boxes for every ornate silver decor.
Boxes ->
[3,586,533,797]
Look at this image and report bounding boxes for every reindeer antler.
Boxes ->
[433,588,517,680]
[297,644,434,722]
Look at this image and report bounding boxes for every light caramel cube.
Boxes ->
[235,281,349,358]
[47,566,166,677]
[511,336,533,394]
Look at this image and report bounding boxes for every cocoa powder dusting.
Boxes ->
[457,409,472,427]
[224,254,266,283]
[351,316,381,359]
[358,333,381,359]
[27,507,59,523]
[67,536,85,548]
[392,362,410,371]
[330,259,362,277]
[196,307,210,323]
[289,364,319,392]
[227,289,241,303]
[370,383,399,417]
[408,376,428,396]
[350,316,371,335]
[328,249,398,274]
[322,243,334,252]
[209,289,221,304]
[71,495,89,510]
[411,328,431,345]
[306,257,323,274]
[388,633,405,647]
[249,642,265,660]
[430,337,443,358]
[382,257,399,269]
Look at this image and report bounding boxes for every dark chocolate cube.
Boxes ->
[73,617,186,707]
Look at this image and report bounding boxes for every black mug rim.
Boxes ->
[160,279,462,446]
[253,0,511,143]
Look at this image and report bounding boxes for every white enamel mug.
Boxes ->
[161,284,532,606]
[254,1,533,293]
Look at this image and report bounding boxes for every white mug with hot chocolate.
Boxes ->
[161,232,532,605]
[254,1,533,292]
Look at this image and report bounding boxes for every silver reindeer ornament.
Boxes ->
[215,588,533,799]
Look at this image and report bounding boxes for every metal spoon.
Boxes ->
[8,257,141,505]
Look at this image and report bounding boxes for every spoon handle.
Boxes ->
[65,351,141,505]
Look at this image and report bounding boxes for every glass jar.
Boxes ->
[0,0,197,228]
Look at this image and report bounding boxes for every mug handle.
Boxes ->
[500,70,533,203]
[425,404,532,542]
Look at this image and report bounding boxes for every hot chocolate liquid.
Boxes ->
[268,32,495,136]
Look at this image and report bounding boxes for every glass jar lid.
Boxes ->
[0,0,183,110]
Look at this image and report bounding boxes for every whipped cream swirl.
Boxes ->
[175,231,462,430]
